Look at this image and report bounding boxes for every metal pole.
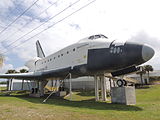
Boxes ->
[69,73,72,101]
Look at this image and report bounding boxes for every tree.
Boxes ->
[143,65,154,84]
[136,66,146,85]
[19,69,28,73]
[6,69,18,74]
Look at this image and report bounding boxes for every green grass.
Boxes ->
[0,86,7,91]
[0,85,160,120]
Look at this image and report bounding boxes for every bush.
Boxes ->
[0,81,7,84]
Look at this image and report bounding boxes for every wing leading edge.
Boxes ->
[0,67,71,80]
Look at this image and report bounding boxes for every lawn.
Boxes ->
[0,86,7,91]
[0,85,160,120]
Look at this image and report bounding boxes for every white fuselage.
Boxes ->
[28,37,115,72]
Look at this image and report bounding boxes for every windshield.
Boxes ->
[88,34,108,40]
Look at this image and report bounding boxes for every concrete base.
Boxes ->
[111,86,136,105]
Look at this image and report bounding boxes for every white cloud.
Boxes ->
[0,0,159,70]
[0,63,13,73]
[129,31,160,70]
[0,0,14,13]
[15,66,29,72]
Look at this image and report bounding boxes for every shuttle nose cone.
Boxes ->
[142,45,155,62]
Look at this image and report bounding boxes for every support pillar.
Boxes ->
[9,78,13,91]
[69,73,72,101]
[109,78,112,89]
[113,79,116,87]
[7,79,9,90]
[94,75,99,101]
[21,79,24,90]
[26,80,30,90]
[100,76,107,101]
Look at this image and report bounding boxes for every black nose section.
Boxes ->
[142,44,155,62]
[124,42,155,66]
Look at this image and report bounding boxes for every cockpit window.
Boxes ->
[100,34,108,39]
[88,34,108,40]
[88,36,94,40]
[94,35,101,39]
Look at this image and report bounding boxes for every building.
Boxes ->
[8,77,112,91]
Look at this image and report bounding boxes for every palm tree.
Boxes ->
[136,66,146,85]
[6,69,18,74]
[19,69,28,73]
[143,65,154,84]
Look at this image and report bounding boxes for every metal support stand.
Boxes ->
[43,91,55,103]
[43,73,70,103]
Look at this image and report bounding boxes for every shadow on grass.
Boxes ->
[0,93,143,112]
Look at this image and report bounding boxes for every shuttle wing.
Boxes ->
[0,67,71,80]
[0,72,37,80]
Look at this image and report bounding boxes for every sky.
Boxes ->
[0,0,160,73]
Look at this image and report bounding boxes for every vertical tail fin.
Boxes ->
[36,40,45,58]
